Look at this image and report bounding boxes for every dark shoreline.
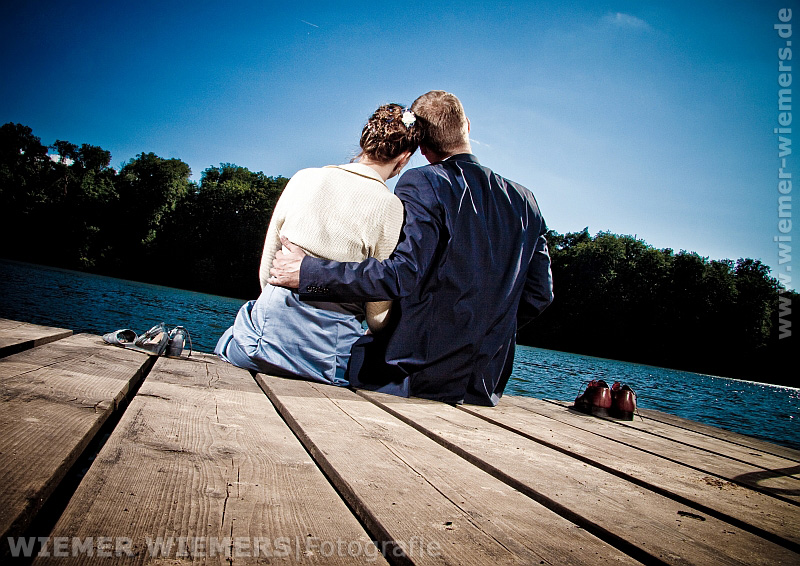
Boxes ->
[2,257,796,390]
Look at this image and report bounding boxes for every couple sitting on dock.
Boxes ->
[215,91,554,406]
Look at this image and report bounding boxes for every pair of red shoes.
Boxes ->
[574,380,637,420]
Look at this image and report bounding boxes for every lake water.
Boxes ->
[1,258,798,450]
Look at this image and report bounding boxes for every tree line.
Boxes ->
[0,122,795,385]
[0,122,287,299]
[519,229,796,385]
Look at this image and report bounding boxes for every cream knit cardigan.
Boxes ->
[258,162,404,332]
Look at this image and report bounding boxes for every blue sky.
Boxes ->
[1,0,797,289]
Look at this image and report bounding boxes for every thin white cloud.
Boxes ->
[603,12,650,30]
[470,138,490,148]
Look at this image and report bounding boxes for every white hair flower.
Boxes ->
[401,109,416,129]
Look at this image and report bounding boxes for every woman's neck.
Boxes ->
[358,158,395,181]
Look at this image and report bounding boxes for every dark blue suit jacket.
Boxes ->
[299,154,553,405]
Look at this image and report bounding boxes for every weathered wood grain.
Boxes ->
[259,375,641,566]
[32,355,387,565]
[523,398,800,503]
[544,398,799,471]
[4,318,796,565]
[455,396,800,549]
[636,406,800,463]
[0,318,72,357]
[359,390,800,566]
[0,334,153,552]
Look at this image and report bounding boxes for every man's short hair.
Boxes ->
[410,90,469,156]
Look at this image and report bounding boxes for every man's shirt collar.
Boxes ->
[443,153,479,165]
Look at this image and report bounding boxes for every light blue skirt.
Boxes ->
[214,285,365,386]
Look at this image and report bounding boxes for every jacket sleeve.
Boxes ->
[517,229,554,328]
[299,168,441,302]
[364,195,405,332]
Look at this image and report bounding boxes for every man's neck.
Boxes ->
[443,148,473,159]
[426,145,473,164]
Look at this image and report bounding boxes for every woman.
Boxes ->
[215,103,420,385]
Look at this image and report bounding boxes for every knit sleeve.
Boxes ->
[258,194,287,290]
[372,195,405,261]
[365,195,405,332]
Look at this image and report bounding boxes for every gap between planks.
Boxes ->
[258,374,644,566]
[354,389,800,566]
[0,334,155,557]
[33,355,388,566]
[0,318,73,358]
[527,398,800,504]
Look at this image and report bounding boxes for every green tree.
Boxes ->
[66,144,118,267]
[154,164,288,297]
[50,140,79,196]
[521,229,792,384]
[113,153,192,270]
[0,123,52,258]
[733,258,780,349]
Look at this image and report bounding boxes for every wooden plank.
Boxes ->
[31,355,387,565]
[544,398,800,473]
[0,334,154,553]
[454,396,800,549]
[359,390,800,566]
[636,406,800,463]
[0,318,72,357]
[258,375,641,566]
[521,398,800,503]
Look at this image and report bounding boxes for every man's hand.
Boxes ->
[268,236,306,289]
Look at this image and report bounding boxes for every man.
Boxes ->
[270,90,553,406]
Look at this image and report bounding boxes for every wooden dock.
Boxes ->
[1,318,798,565]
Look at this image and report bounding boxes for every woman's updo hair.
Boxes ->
[358,103,421,164]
